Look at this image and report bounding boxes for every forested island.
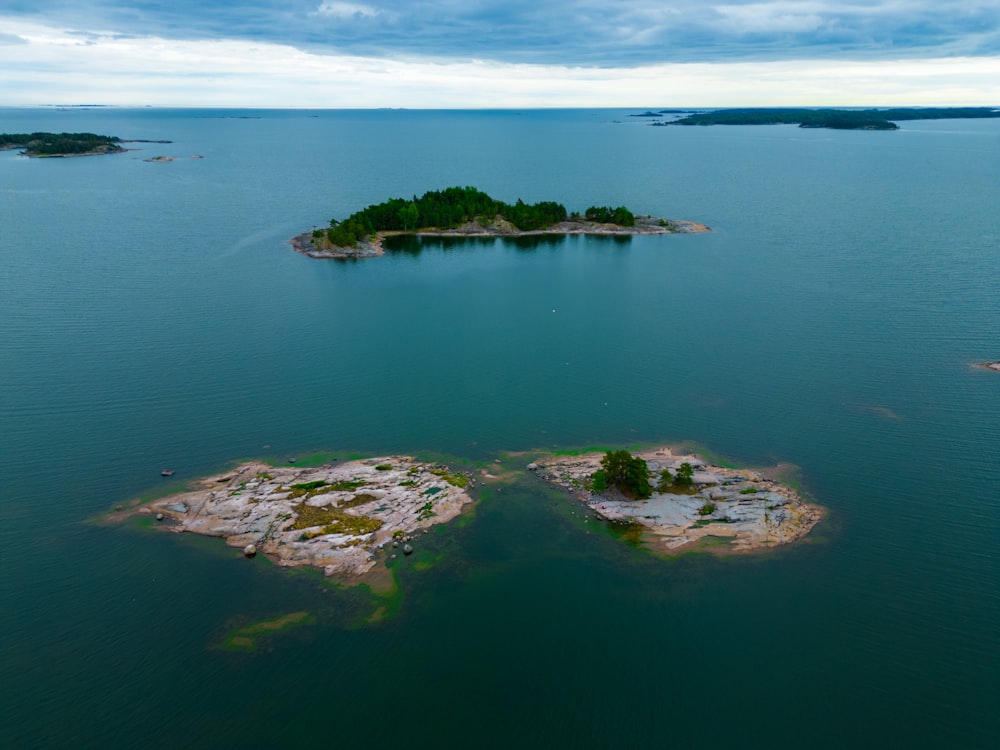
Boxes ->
[292,186,708,258]
[1,132,172,157]
[652,107,1000,131]
[1,132,126,157]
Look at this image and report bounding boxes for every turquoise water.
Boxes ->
[1,108,999,748]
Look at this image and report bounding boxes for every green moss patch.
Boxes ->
[430,467,469,488]
[337,492,378,509]
[290,502,383,536]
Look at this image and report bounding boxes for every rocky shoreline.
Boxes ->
[290,214,711,259]
[130,457,475,581]
[529,447,823,554]
[122,445,821,581]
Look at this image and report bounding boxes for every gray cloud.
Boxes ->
[6,1,1000,64]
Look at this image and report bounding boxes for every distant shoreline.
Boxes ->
[290,215,711,259]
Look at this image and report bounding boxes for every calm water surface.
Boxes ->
[1,108,998,748]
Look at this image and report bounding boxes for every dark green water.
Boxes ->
[2,108,998,748]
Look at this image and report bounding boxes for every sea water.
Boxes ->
[1,108,998,748]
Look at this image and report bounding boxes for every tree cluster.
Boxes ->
[591,450,651,499]
[658,462,695,491]
[0,132,122,155]
[584,205,635,226]
[324,186,571,247]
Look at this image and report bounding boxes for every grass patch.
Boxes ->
[657,485,700,496]
[290,502,383,536]
[398,480,417,487]
[328,479,368,492]
[430,467,469,488]
[292,480,327,491]
[739,487,758,494]
[337,493,378,509]
[375,464,392,471]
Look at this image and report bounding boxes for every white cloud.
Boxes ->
[0,17,997,107]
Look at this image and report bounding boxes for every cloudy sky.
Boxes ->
[2,1,999,106]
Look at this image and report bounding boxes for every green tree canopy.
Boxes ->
[592,450,652,499]
[673,462,695,487]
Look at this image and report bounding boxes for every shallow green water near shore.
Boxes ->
[2,108,999,748]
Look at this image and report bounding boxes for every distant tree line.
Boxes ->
[663,107,1000,131]
[0,132,122,155]
[317,186,640,248]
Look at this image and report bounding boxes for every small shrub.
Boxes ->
[698,502,716,516]
[658,469,673,492]
[674,463,694,487]
[591,469,608,492]
[375,464,392,471]
[739,487,758,495]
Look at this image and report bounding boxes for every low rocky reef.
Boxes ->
[977,361,1000,373]
[290,215,710,259]
[135,457,474,580]
[529,447,823,553]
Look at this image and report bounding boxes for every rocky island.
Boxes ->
[120,445,822,586]
[529,447,823,553]
[1,132,173,157]
[126,456,475,582]
[978,361,1000,373]
[290,186,709,259]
